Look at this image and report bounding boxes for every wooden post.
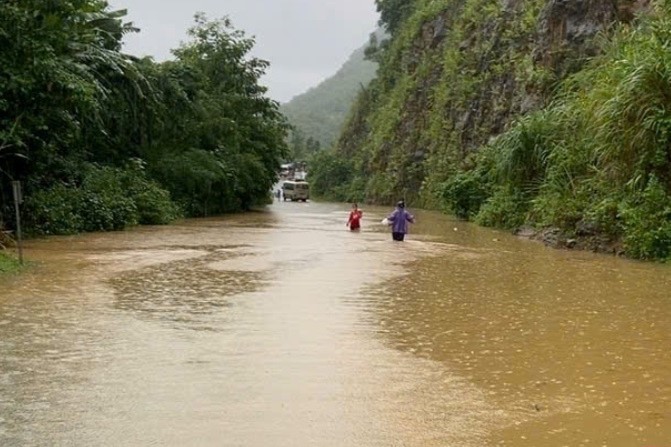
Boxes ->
[11,181,23,264]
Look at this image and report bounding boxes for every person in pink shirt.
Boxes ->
[346,203,363,231]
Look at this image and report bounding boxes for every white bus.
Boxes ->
[282,180,309,202]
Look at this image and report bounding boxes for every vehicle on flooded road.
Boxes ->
[282,180,309,202]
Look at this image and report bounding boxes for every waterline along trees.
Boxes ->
[0,1,288,235]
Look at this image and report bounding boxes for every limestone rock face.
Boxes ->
[335,0,652,204]
[534,0,619,72]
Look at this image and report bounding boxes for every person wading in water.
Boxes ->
[346,203,363,231]
[386,200,414,241]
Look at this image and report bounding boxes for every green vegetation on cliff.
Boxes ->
[470,9,671,260]
[313,0,671,260]
[0,2,288,235]
[313,0,556,203]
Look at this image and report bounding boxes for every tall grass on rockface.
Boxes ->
[325,0,550,208]
[475,109,564,228]
[459,8,671,260]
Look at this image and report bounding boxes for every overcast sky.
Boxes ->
[108,0,379,103]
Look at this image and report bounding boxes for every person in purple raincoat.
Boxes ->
[387,200,414,241]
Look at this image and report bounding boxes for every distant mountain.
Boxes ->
[281,43,377,149]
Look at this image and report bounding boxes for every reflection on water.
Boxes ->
[370,210,671,446]
[0,202,669,446]
[111,246,266,331]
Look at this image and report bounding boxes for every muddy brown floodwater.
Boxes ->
[0,201,669,446]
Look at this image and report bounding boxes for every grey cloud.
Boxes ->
[109,0,379,102]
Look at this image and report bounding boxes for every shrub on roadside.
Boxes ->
[620,176,671,261]
[475,187,529,229]
[78,165,139,231]
[0,251,21,274]
[24,185,84,235]
[583,196,622,238]
[24,163,180,235]
[120,161,182,225]
[440,171,490,219]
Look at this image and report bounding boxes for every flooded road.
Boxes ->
[0,201,669,446]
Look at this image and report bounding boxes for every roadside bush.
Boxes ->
[24,185,84,235]
[24,163,180,235]
[620,176,671,260]
[583,196,622,238]
[475,187,529,229]
[121,161,182,225]
[530,190,584,230]
[0,251,21,274]
[78,166,139,232]
[490,109,560,192]
[365,171,397,204]
[130,182,181,225]
[440,171,490,219]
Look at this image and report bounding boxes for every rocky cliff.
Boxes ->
[316,0,671,260]
[338,0,650,203]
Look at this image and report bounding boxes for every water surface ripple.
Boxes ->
[0,202,669,446]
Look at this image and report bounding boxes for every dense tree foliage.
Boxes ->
[375,0,418,34]
[286,129,322,162]
[307,150,358,202]
[0,1,288,234]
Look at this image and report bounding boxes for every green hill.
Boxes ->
[281,43,377,149]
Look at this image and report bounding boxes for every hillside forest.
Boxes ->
[0,1,288,236]
[310,0,671,261]
[281,41,378,159]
